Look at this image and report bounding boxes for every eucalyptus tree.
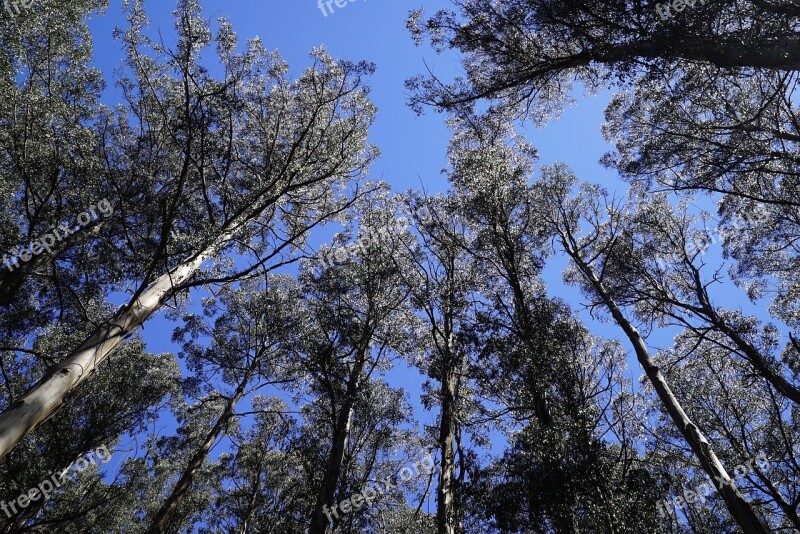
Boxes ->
[537,166,773,532]
[300,379,423,533]
[542,183,800,530]
[464,335,660,534]
[198,397,304,534]
[0,334,178,534]
[397,191,479,534]
[446,115,554,428]
[602,72,800,349]
[589,192,800,407]
[0,0,111,305]
[649,331,800,532]
[0,0,377,460]
[0,0,135,493]
[143,275,300,534]
[406,0,800,115]
[405,0,800,321]
[300,187,417,533]
[445,116,660,532]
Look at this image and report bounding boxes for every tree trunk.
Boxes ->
[595,38,800,71]
[146,359,256,534]
[436,365,458,534]
[0,217,244,460]
[711,316,800,406]
[505,261,554,427]
[567,251,770,534]
[309,344,368,533]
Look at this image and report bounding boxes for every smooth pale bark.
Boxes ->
[565,248,770,534]
[146,359,258,534]
[0,219,242,460]
[308,343,368,534]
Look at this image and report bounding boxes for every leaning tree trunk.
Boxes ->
[567,251,770,534]
[309,344,368,533]
[146,359,257,534]
[0,212,251,460]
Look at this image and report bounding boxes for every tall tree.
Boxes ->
[0,0,377,460]
[446,116,661,532]
[538,166,771,532]
[145,276,299,533]
[303,188,415,533]
[399,192,478,534]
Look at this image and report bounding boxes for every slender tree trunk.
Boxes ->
[505,267,554,427]
[309,345,368,533]
[3,490,46,533]
[675,267,800,405]
[237,479,260,534]
[0,218,243,460]
[146,360,256,534]
[436,365,458,534]
[237,455,268,534]
[566,250,770,534]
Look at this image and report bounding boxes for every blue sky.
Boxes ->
[86,0,621,199]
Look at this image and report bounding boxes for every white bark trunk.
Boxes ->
[0,224,239,459]
[568,251,769,533]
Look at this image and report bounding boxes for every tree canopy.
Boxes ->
[1,0,799,532]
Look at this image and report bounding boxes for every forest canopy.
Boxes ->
[0,0,798,532]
